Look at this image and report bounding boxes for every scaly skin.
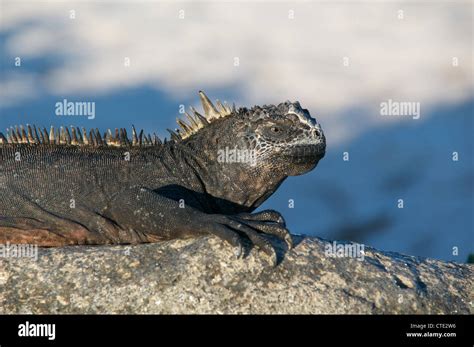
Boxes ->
[0,92,326,265]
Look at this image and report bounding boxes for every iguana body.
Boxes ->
[0,92,325,265]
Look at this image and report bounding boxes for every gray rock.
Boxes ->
[0,235,472,314]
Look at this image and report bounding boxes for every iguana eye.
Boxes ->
[261,125,286,139]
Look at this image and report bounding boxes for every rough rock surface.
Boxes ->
[0,235,472,314]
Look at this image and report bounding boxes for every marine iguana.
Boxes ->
[0,91,326,265]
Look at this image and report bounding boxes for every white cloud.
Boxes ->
[0,1,472,143]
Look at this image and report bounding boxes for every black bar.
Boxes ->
[0,315,472,346]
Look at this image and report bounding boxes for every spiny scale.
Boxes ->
[0,91,236,146]
[175,91,233,139]
[0,125,160,147]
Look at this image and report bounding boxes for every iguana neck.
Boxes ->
[159,142,287,213]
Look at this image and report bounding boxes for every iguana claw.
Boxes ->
[205,212,291,266]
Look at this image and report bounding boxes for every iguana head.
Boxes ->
[178,91,326,211]
[180,91,326,177]
[236,101,326,176]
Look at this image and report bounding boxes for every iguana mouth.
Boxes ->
[282,143,325,160]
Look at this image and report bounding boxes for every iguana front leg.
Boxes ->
[105,187,292,266]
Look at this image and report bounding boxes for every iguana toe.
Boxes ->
[233,219,293,250]
[238,209,286,227]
